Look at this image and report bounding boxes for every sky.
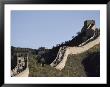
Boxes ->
[11,10,100,49]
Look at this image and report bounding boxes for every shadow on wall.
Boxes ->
[82,52,100,77]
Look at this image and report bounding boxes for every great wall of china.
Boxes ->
[11,20,100,77]
[11,52,30,77]
[50,36,99,70]
[50,20,100,70]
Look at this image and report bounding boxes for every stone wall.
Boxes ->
[11,53,29,77]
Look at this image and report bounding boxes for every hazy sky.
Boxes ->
[11,10,100,49]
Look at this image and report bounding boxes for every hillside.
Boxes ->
[29,44,100,77]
